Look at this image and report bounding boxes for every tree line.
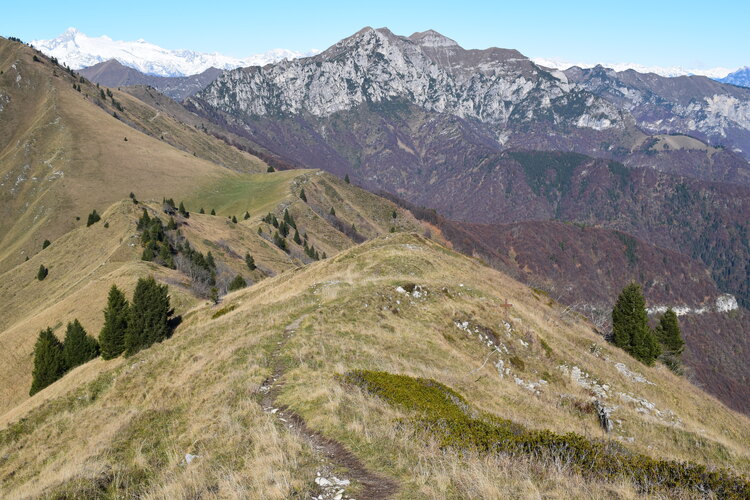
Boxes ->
[30,277,172,395]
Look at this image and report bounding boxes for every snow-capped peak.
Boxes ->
[31,28,318,77]
[532,57,736,79]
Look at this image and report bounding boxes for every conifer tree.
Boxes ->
[267,166,275,172]
[62,319,99,370]
[612,283,661,365]
[293,230,302,245]
[210,208,216,215]
[283,209,296,229]
[244,211,250,220]
[228,274,247,292]
[655,309,684,372]
[330,207,336,216]
[199,207,205,214]
[99,285,129,360]
[299,188,307,202]
[124,277,171,356]
[167,217,177,230]
[178,201,189,218]
[137,208,151,230]
[42,239,51,249]
[232,215,238,223]
[37,264,48,281]
[86,209,101,227]
[245,253,256,271]
[655,309,684,355]
[29,328,65,396]
[344,174,350,184]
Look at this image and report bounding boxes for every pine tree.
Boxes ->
[124,277,171,356]
[245,253,256,271]
[612,283,661,365]
[244,211,250,220]
[283,209,296,229]
[344,174,350,184]
[37,264,48,281]
[99,285,129,360]
[86,209,101,227]
[210,208,216,215]
[62,319,99,370]
[329,207,336,216]
[42,239,51,249]
[299,188,307,202]
[293,230,302,245]
[199,207,205,214]
[178,201,189,218]
[228,274,247,292]
[167,217,177,230]
[29,328,65,396]
[137,208,151,230]
[655,309,684,354]
[267,166,275,172]
[392,210,397,219]
[232,215,238,223]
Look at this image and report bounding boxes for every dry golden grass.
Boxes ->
[0,38,269,274]
[1,233,748,498]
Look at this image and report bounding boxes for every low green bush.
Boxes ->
[344,370,750,498]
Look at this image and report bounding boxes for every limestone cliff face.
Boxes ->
[189,27,627,132]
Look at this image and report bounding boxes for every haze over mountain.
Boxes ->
[720,67,750,88]
[532,57,735,79]
[31,27,318,77]
[78,59,222,100]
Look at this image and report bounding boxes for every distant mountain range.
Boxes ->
[78,59,222,100]
[31,28,318,77]
[720,67,750,88]
[532,58,735,79]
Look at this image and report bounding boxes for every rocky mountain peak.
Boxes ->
[408,29,459,48]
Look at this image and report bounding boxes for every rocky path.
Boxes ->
[257,316,398,500]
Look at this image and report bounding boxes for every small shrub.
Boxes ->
[509,355,525,371]
[344,370,750,498]
[86,210,101,227]
[37,264,49,281]
[211,304,237,319]
[228,275,246,292]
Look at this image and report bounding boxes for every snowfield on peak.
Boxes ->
[31,28,319,77]
[532,57,736,79]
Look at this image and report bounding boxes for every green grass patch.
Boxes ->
[344,370,750,499]
[185,171,307,218]
[211,304,237,319]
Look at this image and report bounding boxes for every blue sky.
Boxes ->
[2,0,748,69]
